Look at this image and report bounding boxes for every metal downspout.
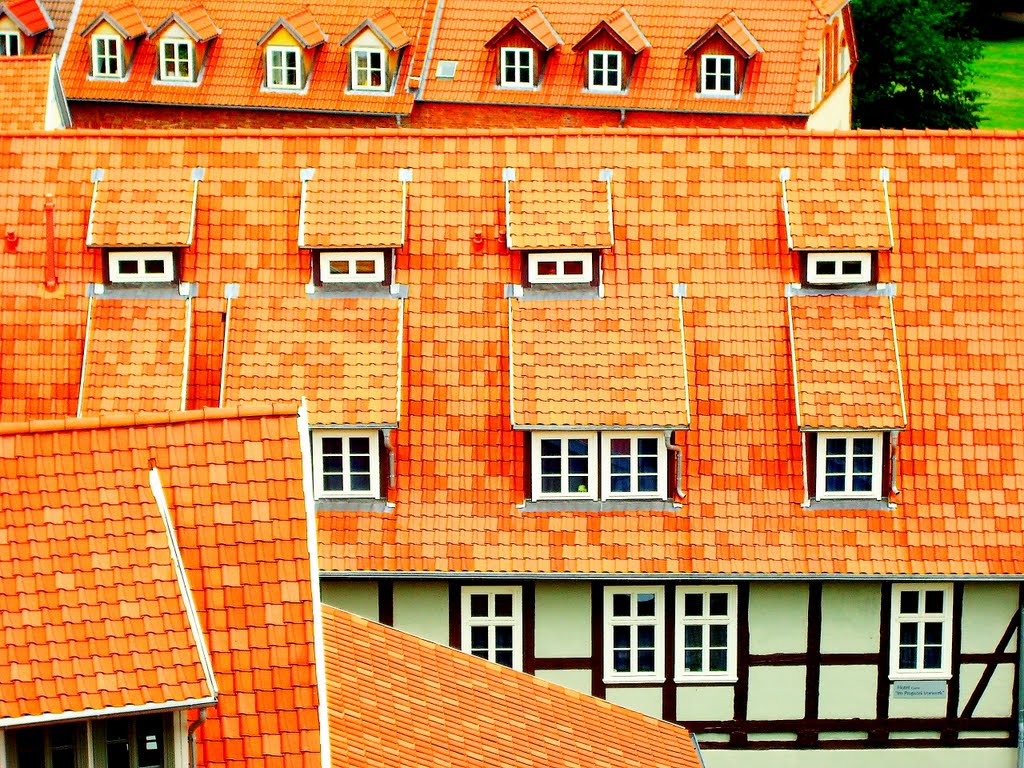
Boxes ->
[1017,600,1023,768]
[665,430,685,500]
[188,707,209,768]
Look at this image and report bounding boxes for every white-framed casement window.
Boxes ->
[266,45,302,90]
[532,432,597,500]
[91,35,123,78]
[319,250,385,284]
[676,586,738,682]
[701,54,735,95]
[500,47,534,88]
[160,38,194,82]
[461,586,523,670]
[806,251,872,285]
[816,432,883,499]
[9,713,174,768]
[351,47,385,91]
[602,432,665,499]
[312,429,380,499]
[890,584,953,680]
[108,250,175,283]
[526,251,592,284]
[604,586,665,682]
[588,50,622,92]
[0,31,19,56]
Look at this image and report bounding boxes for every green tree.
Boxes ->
[851,0,983,128]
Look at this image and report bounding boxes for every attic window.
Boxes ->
[267,45,301,89]
[527,251,592,285]
[312,429,382,499]
[0,30,19,55]
[588,50,621,92]
[107,250,176,283]
[160,38,193,81]
[351,47,385,90]
[319,250,386,284]
[815,432,883,500]
[500,47,533,88]
[91,35,123,78]
[806,252,872,285]
[701,54,734,95]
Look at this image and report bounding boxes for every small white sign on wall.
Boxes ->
[892,680,947,699]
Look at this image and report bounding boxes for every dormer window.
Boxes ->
[160,38,193,81]
[258,9,325,92]
[341,10,410,94]
[0,30,19,55]
[312,429,382,499]
[91,35,123,77]
[526,251,593,285]
[701,54,734,95]
[806,251,872,285]
[352,47,385,90]
[267,45,301,89]
[319,250,386,284]
[530,431,667,501]
[588,50,621,92]
[815,432,883,500]
[107,250,176,283]
[501,47,533,88]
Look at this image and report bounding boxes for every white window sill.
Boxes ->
[675,674,738,685]
[497,84,538,91]
[889,672,952,682]
[696,91,741,100]
[603,675,666,685]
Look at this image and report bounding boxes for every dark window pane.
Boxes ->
[563,260,584,275]
[540,457,561,476]
[841,260,863,275]
[470,593,488,617]
[825,438,845,455]
[540,439,560,457]
[637,475,657,492]
[612,593,630,617]
[610,457,630,476]
[637,456,659,474]
[683,624,702,647]
[900,591,919,614]
[923,621,943,645]
[825,474,845,492]
[709,648,728,671]
[495,650,514,667]
[536,261,557,275]
[924,590,944,614]
[852,456,873,474]
[144,259,166,274]
[709,592,728,616]
[851,474,873,492]
[684,593,703,617]
[709,623,728,647]
[852,438,874,454]
[541,476,561,494]
[637,624,655,648]
[321,437,344,454]
[684,648,702,671]
[637,649,655,671]
[609,438,629,455]
[567,457,588,475]
[349,474,371,491]
[136,715,165,768]
[899,646,917,669]
[825,457,846,474]
[568,439,588,456]
[119,259,139,274]
[495,625,513,649]
[323,474,345,491]
[899,622,917,644]
[923,646,943,669]
[322,456,345,473]
[470,626,488,650]
[494,593,513,617]
[610,476,630,493]
[349,437,370,454]
[613,649,630,672]
[613,624,630,647]
[636,593,656,616]
[816,260,837,275]
[471,648,488,660]
[349,455,371,473]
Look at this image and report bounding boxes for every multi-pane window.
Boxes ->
[500,47,533,87]
[533,433,597,499]
[526,251,592,284]
[108,251,175,283]
[890,584,952,679]
[604,586,664,681]
[12,715,170,768]
[602,432,665,498]
[267,46,301,90]
[319,250,385,283]
[160,39,193,82]
[531,431,667,501]
[313,430,380,499]
[806,251,871,285]
[0,31,19,56]
[588,50,621,91]
[352,48,385,91]
[461,586,522,670]
[701,54,734,95]
[91,35,123,78]
[816,432,882,499]
[676,586,737,681]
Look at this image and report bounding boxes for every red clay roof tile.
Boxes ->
[785,172,893,251]
[507,176,612,250]
[2,0,53,35]
[257,7,326,48]
[686,11,762,57]
[300,167,406,249]
[152,4,219,41]
[82,3,150,37]
[574,7,649,53]
[87,167,198,248]
[0,55,56,131]
[487,5,562,50]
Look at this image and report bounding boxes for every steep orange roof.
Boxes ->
[301,167,407,249]
[87,167,199,248]
[0,55,53,131]
[574,7,650,53]
[222,294,402,425]
[507,176,612,250]
[257,7,326,48]
[323,606,703,768]
[511,291,689,428]
[785,172,893,251]
[81,3,150,38]
[1,0,53,35]
[686,11,762,58]
[340,8,410,50]
[79,297,190,416]
[152,4,220,41]
[788,293,906,430]
[486,5,562,50]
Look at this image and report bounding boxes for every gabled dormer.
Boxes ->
[573,7,649,94]
[257,8,326,92]
[684,11,762,98]
[149,5,220,85]
[81,5,149,80]
[339,9,409,94]
[485,6,561,90]
[0,0,53,55]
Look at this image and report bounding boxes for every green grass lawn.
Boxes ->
[976,37,1024,128]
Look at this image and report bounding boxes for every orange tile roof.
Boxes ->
[323,606,703,768]
[301,167,406,249]
[788,293,906,430]
[79,297,189,415]
[1,129,1023,578]
[87,167,198,248]
[1,0,53,34]
[686,11,762,57]
[511,291,689,427]
[507,177,612,250]
[82,3,150,38]
[222,294,402,425]
[0,55,54,131]
[152,3,220,41]
[785,173,893,251]
[486,5,562,50]
[257,7,326,48]
[574,7,650,53]
[341,8,410,50]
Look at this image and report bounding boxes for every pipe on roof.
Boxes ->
[665,430,686,500]
[44,195,58,292]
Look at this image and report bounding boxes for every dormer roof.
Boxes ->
[0,54,68,130]
[782,169,894,251]
[257,7,327,48]
[86,166,202,249]
[685,11,762,58]
[0,0,53,36]
[150,4,220,43]
[299,167,408,249]
[485,5,562,51]
[340,8,410,50]
[573,7,650,54]
[81,4,149,39]
[504,170,613,250]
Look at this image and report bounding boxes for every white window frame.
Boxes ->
[675,585,738,682]
[351,47,386,91]
[526,251,592,284]
[700,54,735,96]
[604,586,665,683]
[91,35,123,78]
[159,38,194,82]
[266,45,302,90]
[531,432,597,500]
[588,49,622,92]
[601,432,666,499]
[500,47,534,88]
[461,586,523,670]
[107,250,175,283]
[9,713,177,768]
[806,251,872,285]
[312,429,380,499]
[890,584,953,680]
[815,432,883,500]
[319,250,385,283]
[0,30,19,56]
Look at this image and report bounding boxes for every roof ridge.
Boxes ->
[0,403,299,437]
